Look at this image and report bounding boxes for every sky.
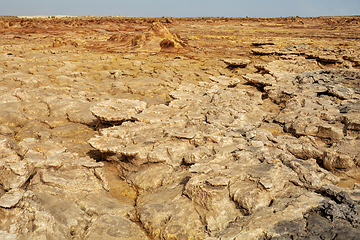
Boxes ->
[1,0,359,18]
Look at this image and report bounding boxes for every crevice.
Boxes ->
[133,193,155,240]
[20,170,37,191]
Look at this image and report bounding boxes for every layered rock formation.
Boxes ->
[0,16,360,239]
[108,21,188,52]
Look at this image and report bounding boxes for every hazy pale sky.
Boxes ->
[1,0,359,17]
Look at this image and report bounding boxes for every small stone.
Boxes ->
[222,58,250,68]
[81,161,104,168]
[243,73,276,87]
[0,189,24,208]
[252,48,276,55]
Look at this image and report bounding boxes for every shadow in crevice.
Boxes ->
[87,149,103,161]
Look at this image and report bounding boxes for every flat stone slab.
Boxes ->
[222,58,250,67]
[90,99,147,123]
[0,189,24,208]
[252,48,276,55]
[243,73,276,87]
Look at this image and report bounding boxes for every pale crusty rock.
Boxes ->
[0,161,35,190]
[14,120,51,141]
[295,69,360,85]
[189,163,226,174]
[251,48,276,55]
[41,95,86,127]
[0,189,24,208]
[317,124,344,143]
[311,53,344,64]
[322,149,355,171]
[286,141,323,160]
[125,77,170,97]
[230,180,272,214]
[332,138,360,167]
[0,137,35,190]
[66,102,99,127]
[229,163,301,214]
[0,106,28,127]
[220,191,324,240]
[19,138,66,157]
[209,76,243,86]
[327,84,355,100]
[81,161,104,168]
[285,158,339,189]
[0,125,14,136]
[319,54,342,64]
[90,99,146,123]
[0,136,22,162]
[184,146,212,164]
[50,122,96,142]
[132,111,169,123]
[184,174,239,232]
[89,122,194,172]
[265,57,320,77]
[287,115,322,136]
[84,215,149,240]
[204,88,265,128]
[137,183,208,240]
[169,90,204,102]
[127,164,174,193]
[4,37,360,240]
[132,104,177,123]
[33,192,90,236]
[76,193,135,220]
[243,73,276,87]
[0,138,147,240]
[344,112,360,131]
[18,101,50,120]
[0,231,17,240]
[222,58,250,68]
[162,141,193,167]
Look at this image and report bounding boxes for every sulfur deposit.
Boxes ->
[0,16,360,239]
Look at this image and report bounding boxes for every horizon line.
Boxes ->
[2,15,360,19]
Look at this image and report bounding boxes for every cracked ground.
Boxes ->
[0,16,360,239]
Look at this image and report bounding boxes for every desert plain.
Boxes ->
[0,15,360,239]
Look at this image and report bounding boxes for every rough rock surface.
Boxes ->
[222,58,250,68]
[0,16,360,239]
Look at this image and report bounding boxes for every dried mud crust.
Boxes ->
[0,16,360,240]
